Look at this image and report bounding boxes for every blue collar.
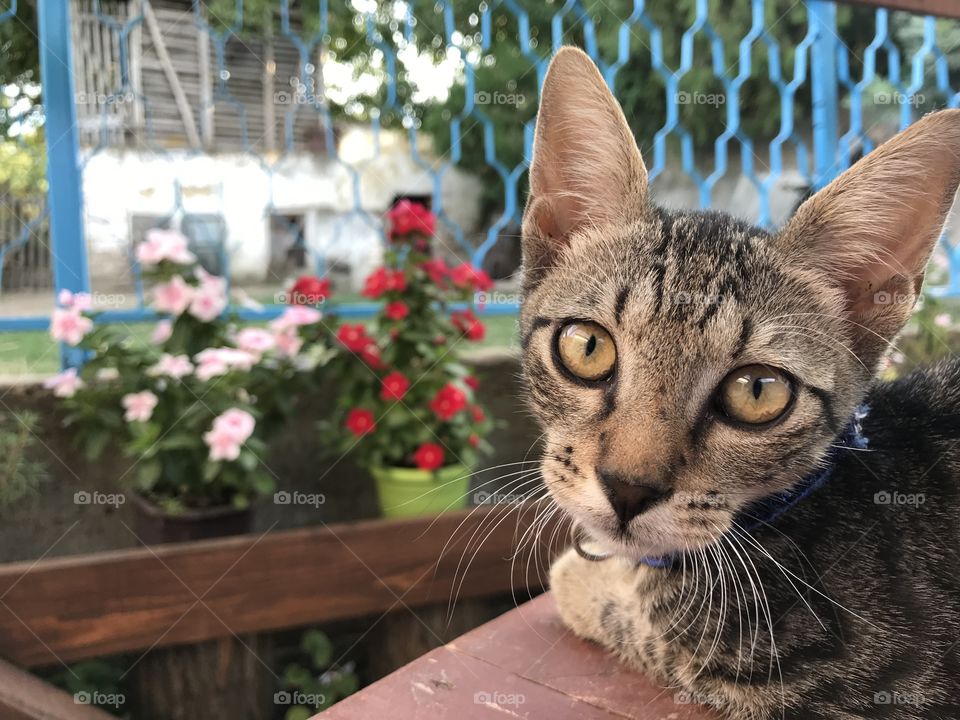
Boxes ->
[635,404,871,569]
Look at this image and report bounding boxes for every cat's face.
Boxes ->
[521,48,960,560]
[521,208,863,558]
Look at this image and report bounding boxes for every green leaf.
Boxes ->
[203,461,221,482]
[83,429,112,461]
[135,459,162,491]
[302,630,333,668]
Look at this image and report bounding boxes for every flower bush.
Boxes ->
[46,229,328,513]
[323,201,494,470]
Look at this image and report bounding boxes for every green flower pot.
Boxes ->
[370,463,471,518]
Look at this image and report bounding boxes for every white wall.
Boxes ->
[80,127,485,290]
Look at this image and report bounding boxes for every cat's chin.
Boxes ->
[575,516,715,561]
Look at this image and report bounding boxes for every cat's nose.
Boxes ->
[598,470,667,524]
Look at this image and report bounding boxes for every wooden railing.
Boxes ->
[0,505,564,667]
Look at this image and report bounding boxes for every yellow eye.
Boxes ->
[718,365,793,425]
[557,322,617,381]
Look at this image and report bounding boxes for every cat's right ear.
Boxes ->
[522,46,647,286]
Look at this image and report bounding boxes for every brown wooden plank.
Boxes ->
[0,657,115,720]
[0,504,567,668]
[838,0,960,19]
[318,594,718,720]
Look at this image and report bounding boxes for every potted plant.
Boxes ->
[45,229,328,543]
[323,200,494,517]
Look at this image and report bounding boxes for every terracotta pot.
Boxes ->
[131,492,253,545]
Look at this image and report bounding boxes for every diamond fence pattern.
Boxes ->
[1,0,960,367]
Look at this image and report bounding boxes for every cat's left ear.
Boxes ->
[779,109,960,353]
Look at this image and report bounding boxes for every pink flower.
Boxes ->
[236,328,276,356]
[194,347,256,381]
[273,328,303,357]
[58,289,92,311]
[151,276,194,316]
[151,319,173,344]
[203,408,256,461]
[137,229,196,267]
[196,267,227,294]
[50,308,93,346]
[44,368,84,398]
[188,284,227,323]
[934,313,952,328]
[122,391,158,423]
[269,305,322,332]
[148,353,194,379]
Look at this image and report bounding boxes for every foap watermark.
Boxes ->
[667,291,724,308]
[274,289,328,305]
[473,690,526,707]
[90,291,127,309]
[874,91,924,106]
[675,689,725,706]
[873,690,925,708]
[274,490,326,508]
[475,290,522,307]
[275,77,324,106]
[873,290,913,306]
[74,490,125,508]
[274,690,326,707]
[474,490,528,505]
[474,90,526,107]
[874,490,925,508]
[676,90,725,107]
[75,90,134,106]
[75,691,126,709]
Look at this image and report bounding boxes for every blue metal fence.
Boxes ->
[2,0,960,368]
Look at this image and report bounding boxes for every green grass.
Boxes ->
[0,315,519,377]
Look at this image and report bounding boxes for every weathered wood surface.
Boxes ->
[0,657,115,720]
[317,593,719,720]
[0,504,565,667]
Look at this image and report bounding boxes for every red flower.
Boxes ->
[413,442,445,471]
[388,199,436,240]
[464,375,480,391]
[380,371,410,401]
[337,324,370,352]
[429,384,467,421]
[468,433,480,448]
[386,269,407,292]
[450,263,493,291]
[433,334,447,346]
[345,408,375,437]
[420,258,449,286]
[470,405,485,423]
[359,341,383,369]
[361,268,389,299]
[362,268,406,298]
[288,275,330,305]
[384,301,409,321]
[452,309,486,341]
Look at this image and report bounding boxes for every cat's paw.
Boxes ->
[550,547,630,643]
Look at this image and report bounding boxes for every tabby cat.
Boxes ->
[520,47,960,719]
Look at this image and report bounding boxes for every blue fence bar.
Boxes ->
[37,0,91,368]
[808,0,840,189]
[2,0,960,364]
